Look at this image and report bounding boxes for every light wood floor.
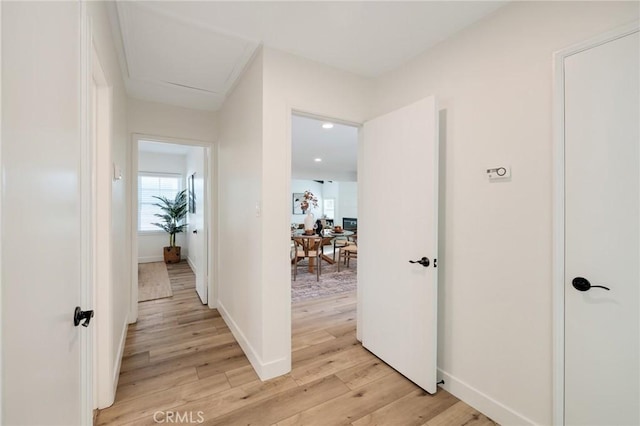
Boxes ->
[96,262,497,425]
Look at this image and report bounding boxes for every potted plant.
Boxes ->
[151,189,188,264]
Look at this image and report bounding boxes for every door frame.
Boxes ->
[129,134,216,323]
[551,20,639,426]
[286,107,363,342]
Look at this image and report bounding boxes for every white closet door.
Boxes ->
[564,31,639,426]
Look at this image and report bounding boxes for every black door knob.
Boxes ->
[74,307,94,327]
[409,257,430,267]
[572,277,610,292]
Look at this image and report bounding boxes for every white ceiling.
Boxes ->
[109,1,507,111]
[291,115,358,182]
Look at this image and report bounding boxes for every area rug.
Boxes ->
[291,259,357,303]
[138,262,173,302]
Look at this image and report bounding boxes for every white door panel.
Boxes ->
[194,166,207,304]
[2,2,86,423]
[361,97,439,393]
[189,148,207,304]
[564,31,639,425]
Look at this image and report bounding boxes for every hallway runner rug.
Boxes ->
[138,261,173,302]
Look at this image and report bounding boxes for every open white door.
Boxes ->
[360,97,439,393]
[189,148,207,304]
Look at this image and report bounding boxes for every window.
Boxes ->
[323,199,335,219]
[138,173,183,232]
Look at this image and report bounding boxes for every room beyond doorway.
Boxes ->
[290,113,359,303]
[130,135,214,323]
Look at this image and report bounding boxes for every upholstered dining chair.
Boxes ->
[292,236,323,281]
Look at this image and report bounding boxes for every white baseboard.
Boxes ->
[110,315,129,407]
[187,256,197,274]
[217,301,290,381]
[437,369,536,426]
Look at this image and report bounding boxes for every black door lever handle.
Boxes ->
[409,257,430,267]
[74,307,94,327]
[572,277,610,292]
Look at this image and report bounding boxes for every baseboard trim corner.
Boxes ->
[437,369,536,426]
[217,301,290,381]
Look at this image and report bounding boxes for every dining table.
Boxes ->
[291,229,355,273]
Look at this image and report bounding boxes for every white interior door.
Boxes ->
[564,30,639,425]
[2,2,88,423]
[360,97,439,393]
[191,150,207,304]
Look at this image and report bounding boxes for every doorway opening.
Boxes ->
[130,135,214,323]
[289,112,360,371]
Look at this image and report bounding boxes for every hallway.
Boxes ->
[96,264,495,425]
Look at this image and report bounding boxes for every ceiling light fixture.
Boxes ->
[314,158,322,162]
[322,123,334,129]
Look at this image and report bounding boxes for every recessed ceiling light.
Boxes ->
[314,158,322,162]
[322,123,334,129]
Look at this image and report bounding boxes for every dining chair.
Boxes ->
[333,234,357,262]
[292,236,323,281]
[337,235,357,272]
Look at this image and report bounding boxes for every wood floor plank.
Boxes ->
[334,358,395,390]
[292,333,360,365]
[352,388,460,426]
[118,343,242,385]
[119,351,150,373]
[96,372,230,425]
[114,366,199,403]
[195,348,252,379]
[122,376,298,426]
[225,364,260,388]
[148,331,236,363]
[423,401,498,426]
[97,263,496,426]
[206,375,350,426]
[275,371,418,425]
[292,329,337,352]
[290,345,373,385]
[123,325,220,357]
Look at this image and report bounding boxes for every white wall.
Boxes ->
[216,50,266,376]
[371,2,639,424]
[87,1,131,409]
[137,151,187,263]
[128,98,217,143]
[290,179,323,224]
[261,48,372,376]
[337,182,358,227]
